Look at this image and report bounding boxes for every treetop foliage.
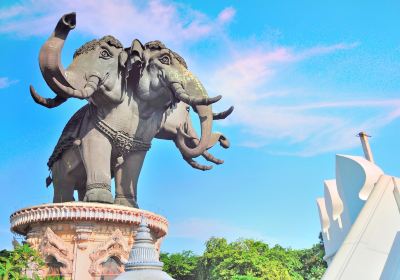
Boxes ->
[0,243,44,280]
[161,236,327,280]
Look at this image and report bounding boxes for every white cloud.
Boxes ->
[0,0,233,47]
[169,218,276,244]
[0,5,27,20]
[0,77,18,89]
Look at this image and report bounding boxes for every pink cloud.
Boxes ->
[217,7,236,24]
[200,41,400,156]
[0,0,233,47]
[208,42,359,103]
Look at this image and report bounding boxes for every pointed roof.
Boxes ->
[115,218,175,280]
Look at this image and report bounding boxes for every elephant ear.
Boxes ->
[130,39,144,67]
[119,50,128,69]
[124,39,144,80]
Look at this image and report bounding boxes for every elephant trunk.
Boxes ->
[172,81,215,158]
[176,104,213,158]
[30,12,77,108]
[39,12,77,97]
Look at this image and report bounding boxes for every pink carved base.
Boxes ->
[10,202,168,280]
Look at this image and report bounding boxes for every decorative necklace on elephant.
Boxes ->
[89,105,151,165]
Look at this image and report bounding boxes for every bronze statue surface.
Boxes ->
[30,12,232,208]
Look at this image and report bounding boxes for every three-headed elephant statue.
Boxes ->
[30,13,232,208]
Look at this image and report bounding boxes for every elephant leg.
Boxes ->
[76,182,86,201]
[51,147,85,203]
[51,161,75,203]
[114,151,147,208]
[81,128,113,204]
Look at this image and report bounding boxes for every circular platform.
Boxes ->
[9,202,169,279]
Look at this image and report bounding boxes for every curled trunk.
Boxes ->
[39,12,77,97]
[176,104,213,158]
[30,12,78,108]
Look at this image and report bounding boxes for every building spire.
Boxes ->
[358,131,374,163]
[115,216,174,279]
[124,216,164,271]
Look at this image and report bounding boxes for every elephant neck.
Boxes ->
[89,105,151,156]
[133,96,175,142]
[88,89,171,143]
[90,95,139,137]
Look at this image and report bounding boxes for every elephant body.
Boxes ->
[31,13,231,208]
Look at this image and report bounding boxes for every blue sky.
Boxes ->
[1,0,400,254]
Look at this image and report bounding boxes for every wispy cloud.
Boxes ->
[208,43,359,103]
[169,218,276,244]
[297,42,360,59]
[202,42,400,156]
[0,0,234,47]
[0,77,18,89]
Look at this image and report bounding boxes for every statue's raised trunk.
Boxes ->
[178,104,213,158]
[39,12,77,99]
[173,78,214,158]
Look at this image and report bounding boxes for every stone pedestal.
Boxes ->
[10,202,168,280]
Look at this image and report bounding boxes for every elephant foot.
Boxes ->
[114,195,139,208]
[84,184,113,204]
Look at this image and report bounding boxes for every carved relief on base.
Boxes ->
[89,228,130,277]
[10,203,169,279]
[75,224,94,250]
[39,227,73,277]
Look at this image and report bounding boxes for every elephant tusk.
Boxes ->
[171,82,222,106]
[29,85,67,108]
[184,94,222,106]
[52,76,99,99]
[177,129,197,141]
[213,106,234,120]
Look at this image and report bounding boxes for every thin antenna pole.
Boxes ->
[358,131,374,163]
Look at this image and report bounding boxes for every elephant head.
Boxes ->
[30,12,129,107]
[132,40,222,158]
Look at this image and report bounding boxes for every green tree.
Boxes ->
[161,251,199,280]
[199,238,292,280]
[0,244,44,280]
[265,245,302,280]
[232,276,261,280]
[297,233,327,280]
[162,236,327,280]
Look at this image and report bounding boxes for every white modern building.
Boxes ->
[317,133,400,279]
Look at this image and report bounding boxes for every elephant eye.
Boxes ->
[100,49,112,59]
[159,55,170,65]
